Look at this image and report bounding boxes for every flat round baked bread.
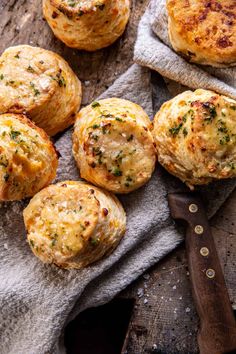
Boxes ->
[23,181,126,269]
[72,98,156,194]
[43,0,130,51]
[0,45,82,136]
[0,113,58,201]
[167,0,236,67]
[152,89,236,189]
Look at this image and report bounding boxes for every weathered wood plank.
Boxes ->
[121,189,236,354]
[1,1,235,353]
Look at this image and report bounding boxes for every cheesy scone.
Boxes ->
[0,45,82,136]
[43,0,130,51]
[0,113,58,201]
[152,89,236,189]
[73,98,156,194]
[167,0,236,67]
[23,181,126,269]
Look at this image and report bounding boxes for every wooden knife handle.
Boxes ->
[168,193,236,354]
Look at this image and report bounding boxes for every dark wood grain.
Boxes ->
[0,2,236,354]
[120,189,236,354]
[168,193,236,354]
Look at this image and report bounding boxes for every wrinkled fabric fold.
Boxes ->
[134,0,236,100]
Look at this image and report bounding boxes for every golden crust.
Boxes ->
[167,0,236,67]
[72,98,156,194]
[0,45,82,136]
[0,113,58,201]
[23,180,126,269]
[43,0,130,51]
[152,89,236,188]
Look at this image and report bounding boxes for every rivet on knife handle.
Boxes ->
[168,192,236,354]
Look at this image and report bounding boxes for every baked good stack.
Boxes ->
[1,0,236,271]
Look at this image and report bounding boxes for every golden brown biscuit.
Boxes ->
[43,0,130,51]
[23,181,126,269]
[72,98,156,194]
[167,0,236,67]
[0,45,82,136]
[152,89,236,189]
[0,113,58,201]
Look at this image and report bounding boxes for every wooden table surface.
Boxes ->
[1,1,235,353]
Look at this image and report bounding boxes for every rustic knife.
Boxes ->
[168,192,236,354]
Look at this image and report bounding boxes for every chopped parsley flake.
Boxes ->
[27,65,35,73]
[96,4,105,10]
[6,80,16,86]
[90,238,100,246]
[68,1,76,6]
[220,135,230,145]
[51,73,66,87]
[183,128,188,137]
[91,101,100,108]
[30,239,35,248]
[30,82,40,96]
[51,239,57,247]
[218,126,228,133]
[58,75,66,87]
[112,168,122,177]
[80,224,86,231]
[93,147,102,156]
[127,134,134,142]
[203,103,217,123]
[102,125,110,134]
[10,130,21,140]
[4,173,9,182]
[169,123,183,136]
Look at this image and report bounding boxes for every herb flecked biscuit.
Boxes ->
[42,0,130,51]
[23,181,126,269]
[72,98,156,194]
[0,113,58,201]
[0,45,82,136]
[167,0,236,67]
[152,89,236,189]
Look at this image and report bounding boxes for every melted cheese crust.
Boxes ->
[0,113,58,201]
[43,0,130,51]
[167,0,236,67]
[0,45,82,136]
[73,98,156,194]
[152,89,236,188]
[23,181,126,269]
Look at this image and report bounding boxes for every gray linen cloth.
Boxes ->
[134,0,236,100]
[1,2,236,354]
